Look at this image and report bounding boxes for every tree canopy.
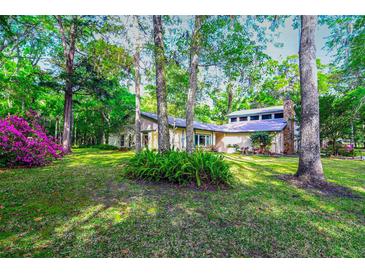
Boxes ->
[1,15,364,147]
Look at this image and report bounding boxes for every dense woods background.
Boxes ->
[1,16,364,148]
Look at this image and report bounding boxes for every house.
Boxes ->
[108,99,297,154]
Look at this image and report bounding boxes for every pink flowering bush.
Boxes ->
[0,110,64,167]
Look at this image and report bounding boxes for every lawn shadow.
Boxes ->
[277,174,363,199]
[1,149,364,258]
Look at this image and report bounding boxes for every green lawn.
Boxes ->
[0,148,364,257]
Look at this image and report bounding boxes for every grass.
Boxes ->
[0,148,364,257]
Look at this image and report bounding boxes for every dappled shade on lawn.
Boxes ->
[0,149,364,257]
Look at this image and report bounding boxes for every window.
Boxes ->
[230,117,237,123]
[120,135,125,147]
[262,114,272,120]
[274,112,284,119]
[194,134,212,147]
[181,131,186,148]
[143,133,149,147]
[128,135,132,147]
[239,116,247,121]
[250,115,259,121]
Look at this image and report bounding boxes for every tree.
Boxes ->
[250,131,274,153]
[55,16,78,153]
[296,15,325,182]
[132,16,144,152]
[153,15,170,152]
[186,16,204,153]
[197,16,278,124]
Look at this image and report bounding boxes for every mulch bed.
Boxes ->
[133,179,231,192]
[278,174,362,199]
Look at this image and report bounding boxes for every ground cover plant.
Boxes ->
[0,111,63,167]
[125,149,234,188]
[0,148,364,257]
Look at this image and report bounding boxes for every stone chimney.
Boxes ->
[283,96,295,154]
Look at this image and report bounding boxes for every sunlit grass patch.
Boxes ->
[0,148,364,257]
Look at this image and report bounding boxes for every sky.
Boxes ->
[264,17,332,64]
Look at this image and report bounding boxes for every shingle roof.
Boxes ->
[227,106,283,117]
[141,112,287,133]
[220,119,287,132]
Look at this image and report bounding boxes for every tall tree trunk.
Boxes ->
[56,15,77,154]
[227,82,233,115]
[62,84,73,151]
[134,16,142,153]
[296,15,325,182]
[153,15,170,152]
[55,117,58,141]
[186,16,204,153]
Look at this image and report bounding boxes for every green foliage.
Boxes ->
[125,149,234,188]
[76,144,120,150]
[320,87,365,147]
[1,15,364,151]
[323,15,365,92]
[0,16,135,147]
[323,141,355,157]
[250,132,274,149]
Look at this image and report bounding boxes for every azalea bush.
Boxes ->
[0,110,64,167]
[125,149,234,189]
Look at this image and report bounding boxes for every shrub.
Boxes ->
[250,132,273,152]
[77,144,119,150]
[0,111,64,167]
[322,141,355,157]
[124,150,234,188]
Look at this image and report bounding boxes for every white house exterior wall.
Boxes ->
[109,116,286,154]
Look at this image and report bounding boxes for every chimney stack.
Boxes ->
[283,96,295,154]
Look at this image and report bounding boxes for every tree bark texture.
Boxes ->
[56,16,77,153]
[296,15,325,181]
[134,16,142,152]
[227,82,233,115]
[283,98,295,154]
[153,15,170,152]
[186,16,204,153]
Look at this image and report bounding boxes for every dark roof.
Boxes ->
[141,112,287,133]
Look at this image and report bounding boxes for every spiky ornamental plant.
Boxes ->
[125,150,234,188]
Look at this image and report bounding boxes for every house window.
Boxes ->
[250,115,259,121]
[230,117,237,123]
[274,112,284,119]
[120,135,125,147]
[194,134,212,147]
[239,116,247,121]
[143,133,149,147]
[181,131,186,148]
[128,135,132,147]
[262,114,272,120]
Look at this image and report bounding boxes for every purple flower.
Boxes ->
[0,111,64,167]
